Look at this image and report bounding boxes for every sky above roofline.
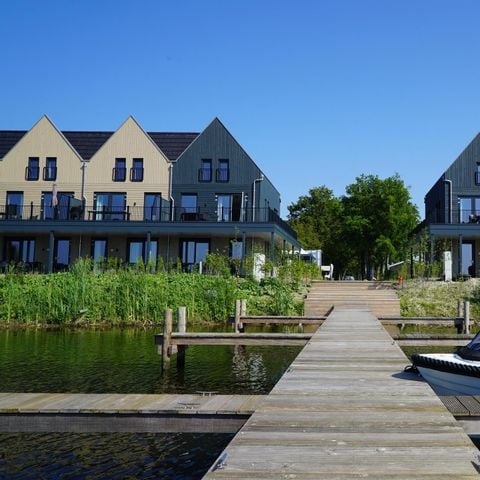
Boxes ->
[2,0,480,218]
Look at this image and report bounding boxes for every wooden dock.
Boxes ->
[204,308,480,478]
[0,392,264,433]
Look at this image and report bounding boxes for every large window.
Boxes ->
[180,194,198,220]
[41,192,74,220]
[144,193,162,221]
[5,238,35,263]
[216,159,229,182]
[54,239,70,271]
[113,158,126,182]
[6,192,24,219]
[131,158,144,182]
[128,239,158,264]
[216,193,243,221]
[93,193,126,220]
[460,197,480,223]
[91,239,107,264]
[44,157,57,181]
[26,157,39,181]
[180,239,209,271]
[199,159,212,182]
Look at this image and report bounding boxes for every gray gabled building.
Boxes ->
[424,132,480,277]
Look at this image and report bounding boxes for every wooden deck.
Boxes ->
[204,308,480,478]
[0,393,264,433]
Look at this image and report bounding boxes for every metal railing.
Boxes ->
[0,203,296,235]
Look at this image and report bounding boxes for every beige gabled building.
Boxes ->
[0,115,300,273]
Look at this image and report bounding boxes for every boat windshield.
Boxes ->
[467,332,480,351]
[457,332,480,360]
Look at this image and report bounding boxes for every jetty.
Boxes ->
[204,306,480,478]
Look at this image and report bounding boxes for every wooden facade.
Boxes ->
[0,115,299,273]
[424,133,480,277]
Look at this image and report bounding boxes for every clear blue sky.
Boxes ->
[2,0,480,217]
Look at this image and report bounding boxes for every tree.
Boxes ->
[287,186,352,275]
[342,174,419,279]
[287,174,419,280]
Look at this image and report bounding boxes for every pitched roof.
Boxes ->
[0,130,199,161]
[62,131,114,160]
[147,132,199,161]
[0,130,27,158]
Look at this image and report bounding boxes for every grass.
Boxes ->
[398,278,480,319]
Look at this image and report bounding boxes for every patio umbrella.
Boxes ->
[51,183,58,208]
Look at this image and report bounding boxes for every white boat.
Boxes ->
[411,333,480,395]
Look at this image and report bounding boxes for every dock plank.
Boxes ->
[204,308,480,478]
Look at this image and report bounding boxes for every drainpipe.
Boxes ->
[444,179,452,224]
[169,163,175,221]
[252,174,264,222]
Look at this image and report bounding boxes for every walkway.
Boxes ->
[204,308,479,478]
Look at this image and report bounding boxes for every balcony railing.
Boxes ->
[0,203,296,236]
[130,167,144,182]
[112,167,127,181]
[198,168,212,182]
[25,166,40,181]
[476,172,480,185]
[216,168,229,182]
[43,166,57,181]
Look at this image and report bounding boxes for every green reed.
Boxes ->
[0,260,303,325]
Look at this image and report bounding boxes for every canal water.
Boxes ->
[0,328,302,479]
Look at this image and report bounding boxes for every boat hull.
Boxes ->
[417,365,480,395]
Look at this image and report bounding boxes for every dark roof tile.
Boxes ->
[62,131,114,160]
[0,130,27,158]
[147,132,198,161]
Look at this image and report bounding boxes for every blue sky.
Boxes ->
[2,0,480,216]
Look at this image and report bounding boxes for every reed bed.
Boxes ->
[0,263,304,326]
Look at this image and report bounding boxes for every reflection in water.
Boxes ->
[0,328,301,478]
[0,432,233,480]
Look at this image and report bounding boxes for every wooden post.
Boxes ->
[177,306,187,368]
[234,300,241,333]
[456,301,464,334]
[464,300,470,335]
[162,308,173,365]
[240,299,246,332]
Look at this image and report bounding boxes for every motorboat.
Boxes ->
[411,332,480,395]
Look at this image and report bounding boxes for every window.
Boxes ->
[216,193,243,221]
[198,159,212,182]
[91,239,107,264]
[460,197,480,223]
[44,157,57,181]
[144,193,162,221]
[230,240,243,259]
[5,238,35,263]
[180,239,209,271]
[113,158,126,182]
[41,191,74,220]
[54,239,71,271]
[93,193,126,220]
[216,159,229,182]
[26,157,39,181]
[180,194,198,220]
[128,239,158,264]
[131,158,144,182]
[6,192,23,219]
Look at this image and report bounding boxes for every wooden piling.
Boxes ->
[234,300,241,333]
[239,299,246,332]
[162,308,173,364]
[177,306,187,368]
[464,300,470,335]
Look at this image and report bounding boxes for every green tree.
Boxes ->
[342,174,419,279]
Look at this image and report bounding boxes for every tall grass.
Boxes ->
[0,260,304,326]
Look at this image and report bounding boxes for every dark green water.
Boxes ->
[0,328,302,479]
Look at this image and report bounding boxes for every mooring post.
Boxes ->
[456,301,463,333]
[464,300,470,335]
[240,299,246,332]
[234,300,241,333]
[177,306,187,367]
[162,308,173,365]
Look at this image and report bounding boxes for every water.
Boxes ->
[0,328,301,479]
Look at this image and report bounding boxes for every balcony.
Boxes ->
[0,203,297,237]
[198,168,212,182]
[112,167,127,182]
[130,167,144,182]
[43,166,57,181]
[25,166,40,181]
[215,168,229,182]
